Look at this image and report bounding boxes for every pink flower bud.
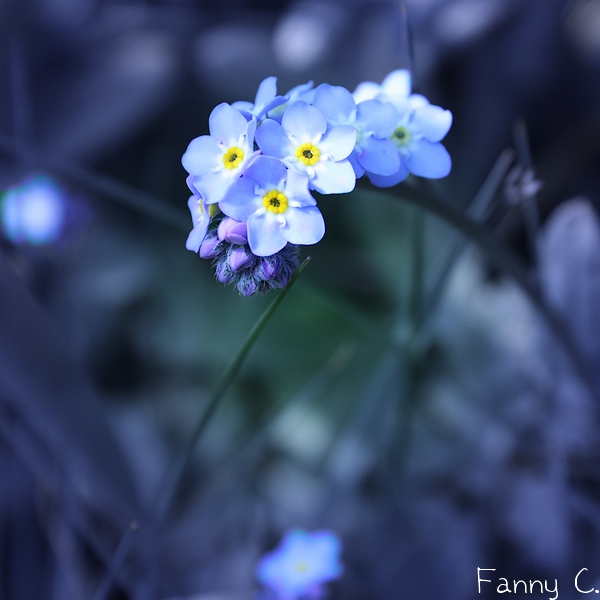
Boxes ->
[228,247,254,271]
[217,217,248,245]
[199,234,220,259]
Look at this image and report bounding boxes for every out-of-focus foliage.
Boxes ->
[2,1,600,600]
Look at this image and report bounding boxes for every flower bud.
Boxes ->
[215,259,234,283]
[237,277,258,297]
[218,217,248,245]
[229,246,254,271]
[199,233,221,259]
[257,256,280,281]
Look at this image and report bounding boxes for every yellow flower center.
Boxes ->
[295,561,308,573]
[196,199,205,223]
[391,126,411,148]
[262,189,288,214]
[223,146,244,170]
[295,142,320,166]
[196,200,220,224]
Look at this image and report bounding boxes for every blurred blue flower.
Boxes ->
[352,69,453,185]
[313,83,400,179]
[353,69,413,105]
[220,155,324,257]
[256,528,343,600]
[255,101,356,195]
[1,174,66,245]
[232,76,288,121]
[182,103,258,204]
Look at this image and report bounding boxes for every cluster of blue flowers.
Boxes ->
[182,70,452,296]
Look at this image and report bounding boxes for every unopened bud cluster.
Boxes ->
[200,216,299,297]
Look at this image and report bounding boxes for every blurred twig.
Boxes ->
[513,118,541,269]
[90,521,139,600]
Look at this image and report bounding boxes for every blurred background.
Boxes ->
[2,0,600,598]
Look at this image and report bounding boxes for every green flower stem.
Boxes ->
[363,181,599,405]
[153,255,312,525]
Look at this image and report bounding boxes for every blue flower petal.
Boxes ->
[352,81,380,103]
[358,137,400,176]
[247,212,287,256]
[244,156,287,190]
[196,170,237,205]
[284,167,316,207]
[410,104,452,142]
[185,195,209,251]
[356,99,399,138]
[368,161,410,187]
[381,69,411,98]
[282,205,325,245]
[267,81,314,123]
[186,174,201,196]
[409,94,430,109]
[181,136,220,175]
[255,76,277,107]
[208,103,249,146]
[254,77,288,118]
[313,83,356,125]
[187,194,201,222]
[348,151,365,178]
[256,119,293,158]
[231,100,254,116]
[319,125,357,161]
[186,225,207,252]
[261,95,288,117]
[312,159,356,194]
[406,139,452,178]
[281,101,327,142]
[219,177,261,221]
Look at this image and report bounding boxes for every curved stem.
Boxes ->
[152,256,312,525]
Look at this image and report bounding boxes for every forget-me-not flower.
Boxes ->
[182,103,258,205]
[182,68,456,296]
[255,101,356,195]
[256,528,343,600]
[220,155,324,257]
[353,69,412,105]
[313,83,400,179]
[352,69,453,186]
